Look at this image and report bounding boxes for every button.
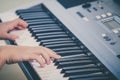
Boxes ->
[117,55,120,59]
[102,33,107,37]
[102,33,111,41]
[96,15,101,19]
[110,42,116,45]
[87,9,91,13]
[101,14,107,18]
[113,29,119,34]
[83,17,89,22]
[105,37,111,41]
[113,29,120,38]
[76,12,84,18]
[93,7,97,11]
[118,34,120,38]
[106,12,112,16]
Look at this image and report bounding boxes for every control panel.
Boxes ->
[57,0,120,58]
[99,16,120,58]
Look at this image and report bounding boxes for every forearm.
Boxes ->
[0,23,3,39]
[0,23,7,39]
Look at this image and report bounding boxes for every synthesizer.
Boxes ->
[0,0,120,80]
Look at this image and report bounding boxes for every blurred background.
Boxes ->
[0,0,36,12]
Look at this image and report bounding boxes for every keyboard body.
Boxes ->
[0,0,120,80]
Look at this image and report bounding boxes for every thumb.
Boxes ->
[5,33,18,41]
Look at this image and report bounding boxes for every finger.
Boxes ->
[33,46,51,65]
[17,26,25,30]
[12,19,28,29]
[32,55,45,67]
[17,19,28,28]
[39,48,51,65]
[43,47,61,59]
[5,33,18,41]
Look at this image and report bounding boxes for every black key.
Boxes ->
[57,60,95,68]
[30,26,60,32]
[56,56,90,65]
[45,43,78,49]
[28,20,55,25]
[57,56,90,63]
[43,40,75,45]
[32,28,62,33]
[56,53,87,62]
[31,26,61,31]
[61,64,98,73]
[27,20,55,25]
[38,38,72,44]
[52,46,81,52]
[34,32,66,38]
[20,15,50,20]
[55,49,84,56]
[53,47,83,52]
[37,34,68,40]
[69,73,110,80]
[29,24,59,28]
[26,18,54,23]
[39,39,73,45]
[36,33,65,40]
[20,14,49,19]
[64,68,101,77]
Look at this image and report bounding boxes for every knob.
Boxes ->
[82,2,91,8]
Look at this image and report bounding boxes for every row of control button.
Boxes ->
[96,12,112,19]
[102,29,120,46]
[102,33,117,45]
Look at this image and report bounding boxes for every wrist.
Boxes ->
[0,45,18,64]
[0,46,7,60]
[0,46,7,68]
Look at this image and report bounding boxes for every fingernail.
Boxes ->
[58,55,61,58]
[41,64,45,68]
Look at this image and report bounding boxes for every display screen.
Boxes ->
[103,19,120,30]
[57,0,96,9]
[114,0,120,5]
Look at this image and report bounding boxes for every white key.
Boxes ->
[33,62,68,80]
[0,40,7,46]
